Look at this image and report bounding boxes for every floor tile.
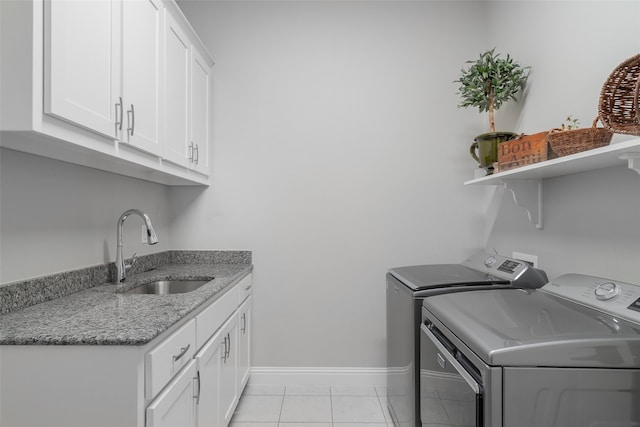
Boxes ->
[232,395,284,422]
[334,424,389,427]
[331,396,386,423]
[244,384,286,396]
[230,423,279,427]
[378,396,393,423]
[331,385,377,396]
[285,385,331,396]
[375,386,388,397]
[279,423,332,427]
[279,396,332,422]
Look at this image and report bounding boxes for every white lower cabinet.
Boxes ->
[147,360,198,427]
[196,313,239,427]
[219,316,240,427]
[0,273,252,427]
[194,274,252,427]
[237,297,252,390]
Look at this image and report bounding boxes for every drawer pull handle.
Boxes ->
[173,344,191,362]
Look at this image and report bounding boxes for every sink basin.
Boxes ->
[122,279,211,295]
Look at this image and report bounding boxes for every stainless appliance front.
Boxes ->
[421,273,640,427]
[386,252,547,427]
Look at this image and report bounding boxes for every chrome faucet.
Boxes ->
[115,209,158,284]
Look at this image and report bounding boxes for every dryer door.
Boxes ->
[420,323,483,427]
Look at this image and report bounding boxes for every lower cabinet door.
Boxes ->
[220,315,239,427]
[237,297,251,391]
[146,360,197,427]
[195,325,224,427]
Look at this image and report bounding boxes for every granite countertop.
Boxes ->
[0,251,252,346]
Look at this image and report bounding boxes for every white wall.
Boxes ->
[1,0,638,372]
[483,1,640,283]
[0,148,173,283]
[172,0,489,368]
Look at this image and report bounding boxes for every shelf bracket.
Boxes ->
[620,153,640,175]
[503,180,543,230]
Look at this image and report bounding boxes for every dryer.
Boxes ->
[421,273,640,427]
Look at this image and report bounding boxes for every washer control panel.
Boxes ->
[594,282,620,300]
[542,274,640,324]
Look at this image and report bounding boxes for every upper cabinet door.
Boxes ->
[163,11,190,168]
[190,47,211,175]
[44,0,121,140]
[121,0,163,156]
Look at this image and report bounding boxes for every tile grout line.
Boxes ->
[278,386,287,425]
[329,386,334,427]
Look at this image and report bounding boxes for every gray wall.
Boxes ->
[1,0,639,370]
[0,148,173,283]
[172,0,488,368]
[483,0,640,284]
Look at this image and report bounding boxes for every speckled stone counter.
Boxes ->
[0,250,252,346]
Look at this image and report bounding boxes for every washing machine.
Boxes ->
[386,252,548,427]
[420,273,640,427]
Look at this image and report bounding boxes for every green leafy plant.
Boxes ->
[455,48,530,133]
[561,115,580,130]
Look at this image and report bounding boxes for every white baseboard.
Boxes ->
[249,367,388,387]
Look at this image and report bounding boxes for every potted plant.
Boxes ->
[455,48,530,174]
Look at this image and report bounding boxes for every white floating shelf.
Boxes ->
[465,137,640,186]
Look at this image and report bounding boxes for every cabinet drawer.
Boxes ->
[196,285,240,349]
[146,319,196,399]
[238,273,253,302]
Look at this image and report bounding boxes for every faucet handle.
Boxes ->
[125,252,139,272]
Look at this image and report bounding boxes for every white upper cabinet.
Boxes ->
[190,47,212,176]
[120,0,163,156]
[0,0,213,186]
[163,6,213,176]
[163,11,192,168]
[44,0,121,140]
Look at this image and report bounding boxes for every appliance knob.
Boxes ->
[594,282,620,300]
[484,256,497,267]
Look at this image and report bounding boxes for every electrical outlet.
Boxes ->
[141,225,148,244]
[513,252,538,268]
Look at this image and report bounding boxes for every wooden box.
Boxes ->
[497,132,553,172]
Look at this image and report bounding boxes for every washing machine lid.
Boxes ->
[389,252,547,291]
[388,264,495,291]
[423,288,640,368]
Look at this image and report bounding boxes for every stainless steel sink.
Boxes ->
[122,279,211,295]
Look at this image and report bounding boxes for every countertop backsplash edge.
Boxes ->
[0,250,252,315]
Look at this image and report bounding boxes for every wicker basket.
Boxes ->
[598,54,640,136]
[547,117,613,157]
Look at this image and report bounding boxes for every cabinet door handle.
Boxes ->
[241,313,247,334]
[222,336,228,362]
[194,370,201,404]
[226,333,231,359]
[173,344,190,362]
[188,142,194,163]
[194,144,199,165]
[127,104,135,136]
[115,97,123,133]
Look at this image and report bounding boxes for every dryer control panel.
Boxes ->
[461,252,548,288]
[542,273,640,325]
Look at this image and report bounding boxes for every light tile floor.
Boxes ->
[230,384,392,427]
